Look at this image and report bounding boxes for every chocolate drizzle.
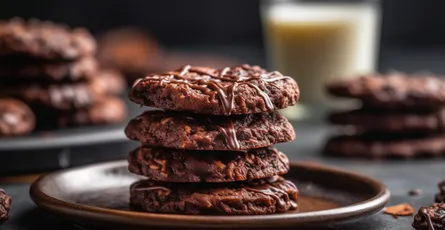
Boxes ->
[245,176,298,210]
[131,182,171,194]
[419,207,435,230]
[133,64,292,115]
[414,203,445,230]
[277,150,290,168]
[247,83,274,111]
[214,120,241,150]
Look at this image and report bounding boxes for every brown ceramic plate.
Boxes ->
[30,161,390,229]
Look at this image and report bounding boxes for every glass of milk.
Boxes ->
[261,0,380,119]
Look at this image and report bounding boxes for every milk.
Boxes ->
[262,2,380,107]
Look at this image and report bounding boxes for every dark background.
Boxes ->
[2,0,445,73]
[0,0,443,49]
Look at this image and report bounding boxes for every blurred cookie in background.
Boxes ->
[0,83,102,112]
[39,97,127,129]
[0,18,96,61]
[0,98,35,136]
[0,57,98,84]
[0,18,127,134]
[326,73,445,110]
[325,73,445,158]
[0,189,11,223]
[97,27,242,85]
[97,27,162,84]
[88,70,126,96]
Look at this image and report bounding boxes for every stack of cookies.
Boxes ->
[125,64,301,215]
[325,73,445,158]
[0,18,127,131]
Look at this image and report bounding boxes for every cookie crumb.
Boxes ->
[435,180,445,202]
[408,189,422,196]
[384,203,415,218]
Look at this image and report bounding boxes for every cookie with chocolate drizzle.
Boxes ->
[125,110,295,150]
[130,176,298,215]
[412,203,445,230]
[128,146,289,183]
[130,64,299,115]
[0,98,35,136]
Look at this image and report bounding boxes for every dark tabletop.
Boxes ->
[0,47,444,230]
[1,120,443,230]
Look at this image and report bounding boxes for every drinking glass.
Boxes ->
[261,0,381,119]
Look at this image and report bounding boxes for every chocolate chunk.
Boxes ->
[130,176,298,215]
[413,203,445,230]
[128,146,289,182]
[130,64,299,115]
[125,110,295,151]
[0,98,35,136]
[327,73,445,109]
[0,18,96,60]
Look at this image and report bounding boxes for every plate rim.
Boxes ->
[30,160,390,228]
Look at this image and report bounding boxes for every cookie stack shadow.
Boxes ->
[324,73,445,158]
[0,18,127,132]
[124,64,301,215]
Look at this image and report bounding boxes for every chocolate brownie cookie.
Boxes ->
[0,82,103,112]
[0,98,35,136]
[125,110,295,150]
[0,189,11,223]
[128,146,289,182]
[329,108,445,133]
[0,57,97,83]
[327,73,445,109]
[97,27,161,82]
[130,64,299,115]
[0,18,96,60]
[130,176,298,215]
[51,97,126,128]
[88,70,126,95]
[412,203,445,230]
[435,180,445,202]
[324,133,445,158]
